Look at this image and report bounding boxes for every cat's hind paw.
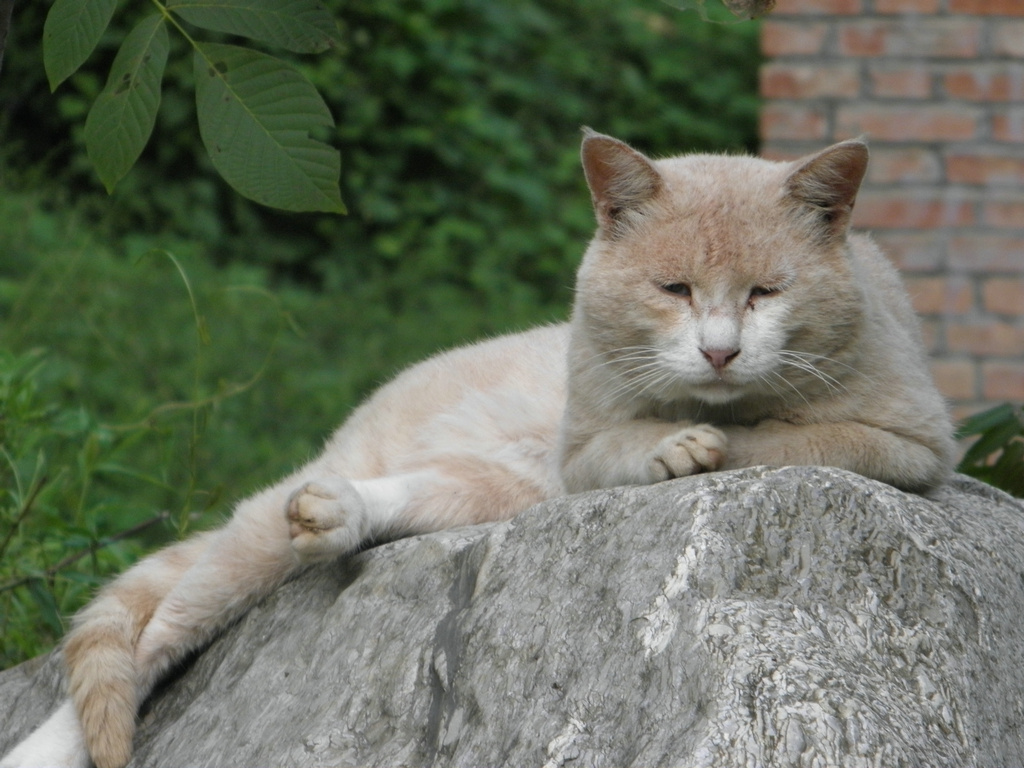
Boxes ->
[649,424,727,481]
[286,478,369,563]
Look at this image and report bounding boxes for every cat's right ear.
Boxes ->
[581,129,663,237]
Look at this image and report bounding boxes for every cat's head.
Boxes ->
[574,130,869,408]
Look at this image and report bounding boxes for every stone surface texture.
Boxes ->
[2,466,1024,767]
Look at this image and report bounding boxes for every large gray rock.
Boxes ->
[3,467,1024,767]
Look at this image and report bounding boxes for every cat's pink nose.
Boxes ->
[701,347,740,372]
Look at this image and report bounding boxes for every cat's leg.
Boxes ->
[119,476,413,727]
[720,419,952,492]
[128,484,306,703]
[286,473,428,562]
[288,462,553,562]
[561,419,727,493]
[134,472,454,694]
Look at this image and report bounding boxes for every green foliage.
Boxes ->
[0,192,353,504]
[42,0,344,211]
[957,404,1024,498]
[1,0,760,303]
[0,349,154,666]
[0,190,365,666]
[665,0,776,21]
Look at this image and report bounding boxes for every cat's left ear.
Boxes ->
[784,139,868,240]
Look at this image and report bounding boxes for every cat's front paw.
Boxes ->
[649,425,727,481]
[286,478,369,563]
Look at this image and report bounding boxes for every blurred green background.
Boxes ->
[0,0,760,665]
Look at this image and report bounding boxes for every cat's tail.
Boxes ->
[62,532,217,768]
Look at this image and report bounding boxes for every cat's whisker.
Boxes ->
[595,370,656,408]
[767,370,812,406]
[779,361,841,394]
[781,349,873,383]
[583,345,662,371]
[780,351,846,383]
[756,372,791,403]
[778,351,847,395]
[590,348,679,407]
[600,364,676,407]
[634,370,679,401]
[784,366,843,397]
[604,357,691,408]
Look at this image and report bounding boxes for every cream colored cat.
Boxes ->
[1,131,955,768]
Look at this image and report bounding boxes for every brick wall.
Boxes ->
[759,0,1024,420]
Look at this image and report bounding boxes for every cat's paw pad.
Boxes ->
[650,425,727,481]
[286,478,368,562]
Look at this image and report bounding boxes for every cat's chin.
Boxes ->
[686,381,746,405]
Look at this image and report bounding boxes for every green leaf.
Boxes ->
[956,403,1017,440]
[84,15,170,193]
[991,440,1024,497]
[63,571,109,587]
[43,0,120,91]
[960,411,1024,469]
[193,43,344,213]
[27,580,64,637]
[168,0,341,54]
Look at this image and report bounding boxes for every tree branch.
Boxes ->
[0,472,46,563]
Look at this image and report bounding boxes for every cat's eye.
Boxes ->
[661,282,692,297]
[747,285,782,309]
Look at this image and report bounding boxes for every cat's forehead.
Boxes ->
[651,155,804,249]
[624,155,808,279]
[650,155,797,235]
[653,153,789,202]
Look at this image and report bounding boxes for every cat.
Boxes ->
[1,130,955,768]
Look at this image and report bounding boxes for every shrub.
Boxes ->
[1,0,760,301]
